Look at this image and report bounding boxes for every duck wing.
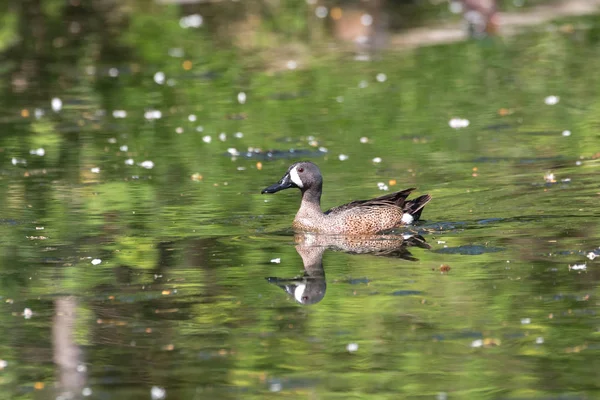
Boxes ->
[324,188,416,215]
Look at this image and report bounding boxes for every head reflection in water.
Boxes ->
[266,232,430,305]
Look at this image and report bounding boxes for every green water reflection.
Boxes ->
[0,2,599,399]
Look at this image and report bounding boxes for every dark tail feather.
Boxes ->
[404,194,432,222]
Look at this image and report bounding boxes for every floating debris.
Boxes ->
[544,95,560,105]
[125,158,134,166]
[51,97,62,112]
[153,72,165,85]
[587,252,597,260]
[234,132,244,138]
[568,263,586,271]
[151,386,166,400]
[346,343,359,352]
[544,172,556,183]
[91,259,102,265]
[90,167,100,174]
[562,130,571,137]
[202,135,212,143]
[471,338,501,348]
[270,258,281,264]
[372,157,382,163]
[227,148,240,156]
[376,73,387,82]
[219,132,227,141]
[377,182,389,191]
[449,118,470,129]
[168,47,184,58]
[196,126,204,132]
[29,148,45,156]
[358,80,368,89]
[287,60,298,70]
[191,173,203,181]
[360,137,369,143]
[315,5,328,18]
[179,14,203,29]
[144,110,162,120]
[23,308,33,319]
[361,14,373,26]
[338,154,349,161]
[536,337,544,344]
[139,161,155,169]
[188,114,196,122]
[237,92,247,104]
[336,96,344,103]
[175,127,183,134]
[112,110,127,118]
[119,145,128,152]
[0,360,7,369]
[439,264,451,273]
[108,67,119,77]
[520,318,531,325]
[225,148,326,161]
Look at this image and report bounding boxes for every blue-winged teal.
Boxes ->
[261,161,431,234]
[267,232,430,305]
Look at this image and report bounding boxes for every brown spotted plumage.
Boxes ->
[261,161,431,235]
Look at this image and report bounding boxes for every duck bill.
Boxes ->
[261,174,295,194]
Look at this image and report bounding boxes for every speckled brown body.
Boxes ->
[262,161,431,235]
[293,203,405,234]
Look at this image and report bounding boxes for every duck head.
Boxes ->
[261,161,323,194]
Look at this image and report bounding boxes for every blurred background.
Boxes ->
[0,1,599,399]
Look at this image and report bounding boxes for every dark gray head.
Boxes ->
[266,277,327,305]
[261,161,323,195]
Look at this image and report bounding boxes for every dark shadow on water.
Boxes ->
[266,232,430,306]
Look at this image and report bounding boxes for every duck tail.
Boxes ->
[404,194,432,222]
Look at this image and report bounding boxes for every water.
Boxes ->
[0,4,599,399]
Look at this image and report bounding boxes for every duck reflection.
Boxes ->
[266,232,430,305]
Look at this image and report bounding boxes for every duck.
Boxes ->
[261,161,431,234]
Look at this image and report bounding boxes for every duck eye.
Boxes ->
[297,167,304,173]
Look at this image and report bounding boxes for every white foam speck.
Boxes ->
[449,118,470,129]
[51,97,62,112]
[139,160,155,169]
[270,258,281,264]
[315,6,328,18]
[112,110,127,118]
[151,386,166,400]
[90,167,100,174]
[153,71,165,85]
[91,259,102,265]
[544,95,560,105]
[237,92,246,104]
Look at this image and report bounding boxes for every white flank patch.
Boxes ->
[294,284,307,303]
[289,166,304,188]
[401,213,414,225]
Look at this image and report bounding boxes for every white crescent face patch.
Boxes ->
[289,166,304,188]
[294,284,307,303]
